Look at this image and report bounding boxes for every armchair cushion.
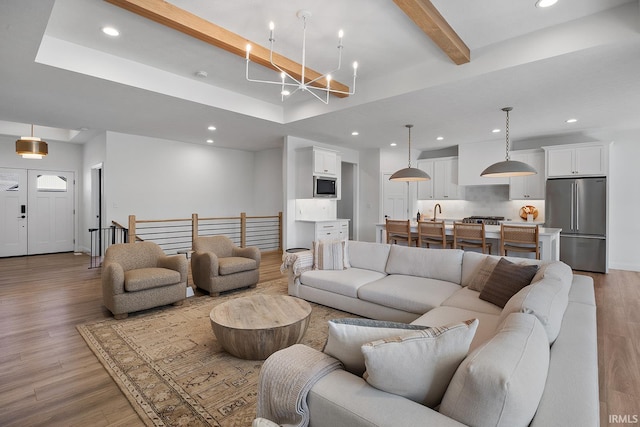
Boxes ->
[124,268,182,292]
[219,257,258,275]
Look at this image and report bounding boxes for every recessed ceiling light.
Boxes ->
[206,139,214,144]
[492,128,501,133]
[536,0,558,8]
[436,136,444,141]
[566,118,578,123]
[351,131,359,136]
[208,125,216,131]
[390,142,397,147]
[102,26,120,37]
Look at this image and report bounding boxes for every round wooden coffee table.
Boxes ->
[209,294,312,360]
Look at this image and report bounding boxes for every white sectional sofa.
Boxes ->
[270,240,598,427]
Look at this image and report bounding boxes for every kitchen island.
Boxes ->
[375,222,562,261]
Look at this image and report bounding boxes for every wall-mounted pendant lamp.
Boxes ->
[481,107,537,177]
[389,124,431,182]
[16,125,48,159]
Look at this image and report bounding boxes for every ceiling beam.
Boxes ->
[393,0,470,65]
[104,0,350,97]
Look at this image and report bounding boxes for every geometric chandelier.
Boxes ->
[16,124,48,159]
[246,10,358,104]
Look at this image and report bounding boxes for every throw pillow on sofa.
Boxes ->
[466,256,500,292]
[439,313,550,427]
[323,318,428,376]
[361,319,479,408]
[479,258,538,308]
[312,239,350,270]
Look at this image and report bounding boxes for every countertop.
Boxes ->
[296,218,350,223]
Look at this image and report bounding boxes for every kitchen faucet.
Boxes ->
[433,203,442,221]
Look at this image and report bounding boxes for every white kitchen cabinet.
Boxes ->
[314,220,349,241]
[313,148,338,176]
[296,146,341,198]
[417,157,461,200]
[416,159,434,200]
[544,143,609,177]
[509,150,545,200]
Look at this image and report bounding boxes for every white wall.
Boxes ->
[79,132,107,252]
[104,132,276,225]
[608,133,640,271]
[253,147,283,215]
[358,149,382,242]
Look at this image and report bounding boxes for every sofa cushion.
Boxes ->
[300,268,387,298]
[461,252,544,288]
[362,319,478,408]
[441,287,502,315]
[439,313,550,427]
[323,318,429,376]
[358,275,461,314]
[218,257,258,275]
[411,306,500,352]
[498,263,573,344]
[346,241,391,273]
[479,258,538,308]
[124,267,181,292]
[385,246,464,284]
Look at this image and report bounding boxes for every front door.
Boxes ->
[27,170,75,255]
[0,168,28,257]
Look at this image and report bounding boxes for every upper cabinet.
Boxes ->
[509,150,545,200]
[543,143,610,178]
[296,146,341,199]
[313,148,338,176]
[458,141,510,185]
[417,157,462,200]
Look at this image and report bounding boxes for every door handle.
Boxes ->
[17,215,26,219]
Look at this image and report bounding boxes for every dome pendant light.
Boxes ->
[481,107,537,177]
[16,125,48,159]
[389,124,431,182]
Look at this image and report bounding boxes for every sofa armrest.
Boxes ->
[192,251,219,278]
[158,254,188,283]
[102,262,125,295]
[234,246,261,266]
[308,370,466,427]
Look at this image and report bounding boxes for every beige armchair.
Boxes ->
[102,242,187,319]
[191,236,260,296]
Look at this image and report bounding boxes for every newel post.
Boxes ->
[128,215,136,243]
[192,213,198,248]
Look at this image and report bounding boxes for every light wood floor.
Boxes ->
[0,252,638,426]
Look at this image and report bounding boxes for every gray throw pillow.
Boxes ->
[467,256,499,292]
[479,258,538,308]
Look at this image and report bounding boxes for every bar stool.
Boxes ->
[386,219,418,247]
[417,221,452,249]
[500,224,540,260]
[453,222,492,254]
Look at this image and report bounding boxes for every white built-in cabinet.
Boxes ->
[296,146,341,199]
[417,157,461,200]
[509,150,545,200]
[543,143,609,178]
[313,220,349,241]
[313,148,338,176]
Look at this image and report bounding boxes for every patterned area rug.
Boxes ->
[77,278,355,426]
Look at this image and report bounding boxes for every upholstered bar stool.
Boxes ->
[453,222,492,254]
[417,220,452,249]
[385,219,417,246]
[500,224,540,259]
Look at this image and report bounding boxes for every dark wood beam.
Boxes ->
[393,0,470,65]
[105,0,351,97]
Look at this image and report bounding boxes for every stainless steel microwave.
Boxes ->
[313,176,337,198]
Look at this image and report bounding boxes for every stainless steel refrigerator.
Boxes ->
[545,177,607,273]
